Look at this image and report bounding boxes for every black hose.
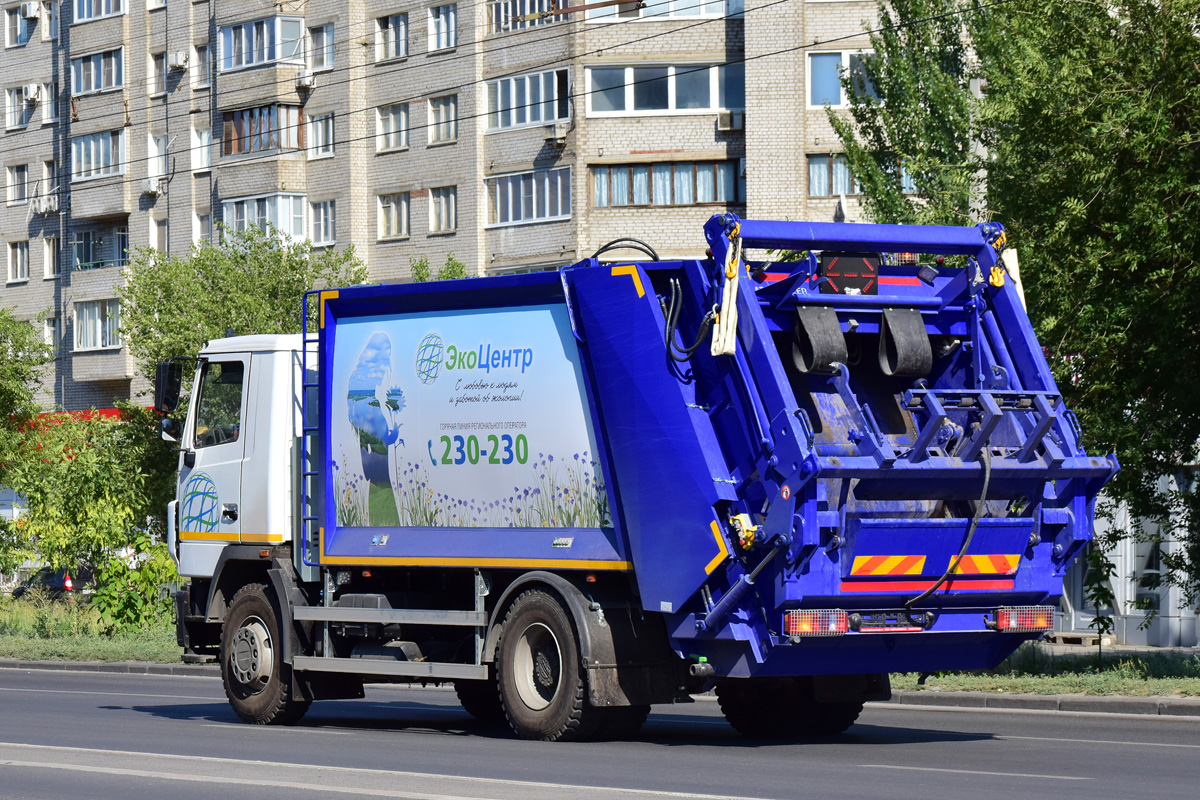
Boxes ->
[904,447,993,609]
[591,238,661,261]
[665,278,714,362]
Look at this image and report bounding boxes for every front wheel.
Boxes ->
[495,589,603,741]
[220,584,309,725]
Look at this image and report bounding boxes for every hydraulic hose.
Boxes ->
[904,447,993,609]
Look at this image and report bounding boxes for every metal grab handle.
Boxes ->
[222,503,238,522]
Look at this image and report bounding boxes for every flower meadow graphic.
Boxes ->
[181,472,220,531]
[331,306,608,529]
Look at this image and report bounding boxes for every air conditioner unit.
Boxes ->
[168,52,189,71]
[32,195,58,215]
[22,84,41,103]
[716,110,744,132]
[19,2,39,20]
[143,177,164,196]
[295,70,315,90]
[543,122,569,145]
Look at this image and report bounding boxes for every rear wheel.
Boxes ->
[717,677,861,738]
[220,584,309,725]
[495,589,603,741]
[595,704,651,739]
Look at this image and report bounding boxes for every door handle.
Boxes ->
[222,503,238,522]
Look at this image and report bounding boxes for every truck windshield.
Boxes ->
[194,360,244,449]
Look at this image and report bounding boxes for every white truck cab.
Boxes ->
[166,335,304,579]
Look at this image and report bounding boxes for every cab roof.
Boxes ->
[200,334,302,355]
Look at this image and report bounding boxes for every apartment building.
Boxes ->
[1,0,878,411]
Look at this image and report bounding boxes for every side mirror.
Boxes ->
[155,361,184,413]
[160,417,181,443]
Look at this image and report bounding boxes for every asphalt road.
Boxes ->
[1,669,1197,800]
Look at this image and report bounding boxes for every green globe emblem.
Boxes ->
[416,332,444,384]
[181,472,220,532]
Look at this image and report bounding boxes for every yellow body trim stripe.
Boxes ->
[850,555,927,576]
[705,520,730,575]
[610,265,645,298]
[319,290,339,328]
[179,531,285,543]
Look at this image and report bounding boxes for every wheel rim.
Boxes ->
[230,615,274,693]
[512,621,562,711]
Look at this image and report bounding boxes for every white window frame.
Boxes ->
[221,104,302,156]
[378,192,410,240]
[70,47,124,96]
[376,13,407,61]
[42,1,58,41]
[73,298,121,351]
[148,134,168,178]
[585,0,741,20]
[43,158,58,191]
[70,129,125,181]
[193,43,210,88]
[72,0,125,24]
[308,112,334,158]
[6,86,34,128]
[218,17,305,73]
[194,212,212,244]
[44,235,60,278]
[376,103,408,151]
[43,316,59,351]
[585,64,743,117]
[7,241,29,282]
[806,50,875,110]
[486,167,572,227]
[149,51,166,96]
[487,68,570,131]
[428,4,457,52]
[591,160,745,207]
[192,125,211,171]
[150,217,168,252]
[487,0,564,34]
[5,7,31,47]
[308,22,334,71]
[430,186,456,233]
[41,82,58,122]
[429,95,457,143]
[311,199,336,245]
[220,193,307,240]
[7,163,29,204]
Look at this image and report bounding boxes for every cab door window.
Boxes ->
[193,360,244,448]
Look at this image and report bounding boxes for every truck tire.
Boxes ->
[717,678,863,738]
[220,583,310,725]
[595,704,651,739]
[813,701,863,735]
[454,671,505,723]
[495,589,603,741]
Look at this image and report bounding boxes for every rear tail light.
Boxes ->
[996,605,1054,632]
[785,609,849,637]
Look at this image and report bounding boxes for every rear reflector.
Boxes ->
[785,609,849,637]
[996,605,1055,632]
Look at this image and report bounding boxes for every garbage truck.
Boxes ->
[156,214,1117,741]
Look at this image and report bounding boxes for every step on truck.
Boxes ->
[158,214,1117,741]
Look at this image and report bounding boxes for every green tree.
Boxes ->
[119,225,367,384]
[836,0,1200,602]
[411,253,470,282]
[0,307,52,422]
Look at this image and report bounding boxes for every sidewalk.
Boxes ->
[4,657,1199,717]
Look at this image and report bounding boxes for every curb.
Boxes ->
[4,659,1199,717]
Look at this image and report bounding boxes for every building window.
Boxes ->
[72,227,127,270]
[74,0,125,22]
[74,298,121,350]
[44,236,60,277]
[7,164,28,204]
[41,83,58,122]
[586,0,742,19]
[221,193,307,239]
[6,86,35,128]
[150,51,166,95]
[151,217,168,252]
[193,44,210,87]
[71,130,124,180]
[192,126,211,171]
[592,160,744,206]
[429,95,457,143]
[308,23,334,70]
[7,241,28,282]
[6,7,31,47]
[807,154,857,197]
[195,212,211,244]
[42,159,58,191]
[378,192,409,239]
[430,186,456,233]
[376,103,408,151]
[487,68,569,130]
[308,113,334,157]
[429,4,457,51]
[376,13,407,61]
[43,1,57,40]
[487,0,564,34]
[311,200,336,245]
[43,317,58,351]
[219,17,305,72]
[587,64,743,115]
[221,105,303,155]
[488,167,571,226]
[808,52,876,108]
[71,47,124,95]
[149,134,168,178]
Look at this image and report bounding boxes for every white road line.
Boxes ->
[0,687,218,701]
[861,764,1090,781]
[0,743,773,800]
[999,734,1200,750]
[200,723,354,735]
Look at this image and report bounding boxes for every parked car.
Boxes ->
[11,566,94,599]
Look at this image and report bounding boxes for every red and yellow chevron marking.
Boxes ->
[950,554,1020,575]
[850,555,926,577]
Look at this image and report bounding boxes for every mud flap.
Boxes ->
[793,306,847,374]
[879,307,932,377]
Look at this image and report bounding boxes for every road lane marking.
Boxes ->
[0,743,774,800]
[861,765,1090,781]
[201,723,353,735]
[0,687,219,701]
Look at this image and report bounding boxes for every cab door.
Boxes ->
[177,356,250,577]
